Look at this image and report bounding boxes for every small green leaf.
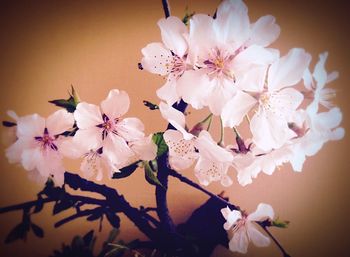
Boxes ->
[49,86,80,113]
[182,7,195,25]
[152,132,168,157]
[272,217,290,228]
[112,161,140,179]
[144,161,164,188]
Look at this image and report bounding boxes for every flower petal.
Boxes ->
[247,222,271,247]
[74,102,102,129]
[130,135,157,161]
[176,70,210,110]
[229,227,249,254]
[141,42,173,76]
[268,48,312,91]
[158,16,188,57]
[116,117,145,142]
[221,90,257,127]
[101,89,130,119]
[46,109,74,136]
[17,114,45,138]
[248,15,280,47]
[248,203,274,221]
[73,127,103,151]
[156,80,180,106]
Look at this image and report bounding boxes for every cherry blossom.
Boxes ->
[222,48,311,151]
[221,203,274,253]
[176,0,280,115]
[6,110,74,185]
[141,16,189,105]
[160,102,233,186]
[73,89,146,168]
[303,52,339,113]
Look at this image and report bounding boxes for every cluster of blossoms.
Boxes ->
[3,0,344,255]
[6,89,157,185]
[140,0,344,252]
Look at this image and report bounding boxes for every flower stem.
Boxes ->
[260,225,291,257]
[161,0,170,18]
[218,117,225,146]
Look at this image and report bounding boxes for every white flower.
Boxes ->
[222,48,311,151]
[73,89,144,167]
[303,52,338,113]
[221,203,274,254]
[141,16,189,105]
[177,0,279,115]
[6,110,74,185]
[160,102,233,186]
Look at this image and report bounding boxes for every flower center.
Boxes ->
[167,54,186,81]
[204,48,236,81]
[97,114,119,140]
[35,128,57,151]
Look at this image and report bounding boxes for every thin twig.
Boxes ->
[261,225,291,257]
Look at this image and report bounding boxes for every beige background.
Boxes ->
[0,0,349,257]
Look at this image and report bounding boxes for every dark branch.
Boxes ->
[55,208,98,228]
[161,0,170,18]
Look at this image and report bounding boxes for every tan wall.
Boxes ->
[0,0,349,257]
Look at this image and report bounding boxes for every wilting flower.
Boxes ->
[6,110,74,185]
[221,203,274,253]
[141,16,189,105]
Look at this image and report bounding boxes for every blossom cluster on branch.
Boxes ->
[1,0,344,256]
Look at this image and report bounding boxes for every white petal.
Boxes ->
[101,89,130,119]
[316,107,342,130]
[214,0,249,48]
[73,127,103,150]
[74,102,102,129]
[268,48,312,91]
[163,129,196,170]
[130,135,157,161]
[236,65,267,92]
[248,15,280,47]
[156,80,180,106]
[176,70,210,110]
[46,109,74,136]
[313,52,328,87]
[229,227,249,254]
[21,148,41,171]
[103,135,134,166]
[141,42,173,76]
[196,130,233,162]
[206,78,237,116]
[7,110,18,121]
[248,203,274,221]
[247,223,271,247]
[158,16,188,57]
[221,90,257,128]
[17,114,45,138]
[116,117,145,142]
[6,139,26,164]
[233,45,279,73]
[303,68,313,90]
[272,87,304,113]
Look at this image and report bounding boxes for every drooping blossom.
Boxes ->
[141,16,189,106]
[176,0,280,115]
[160,102,233,186]
[221,203,274,253]
[70,89,154,177]
[6,110,74,185]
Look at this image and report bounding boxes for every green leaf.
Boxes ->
[152,132,168,157]
[112,161,140,179]
[31,223,44,238]
[182,7,195,25]
[272,218,290,228]
[144,161,164,188]
[49,86,80,113]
